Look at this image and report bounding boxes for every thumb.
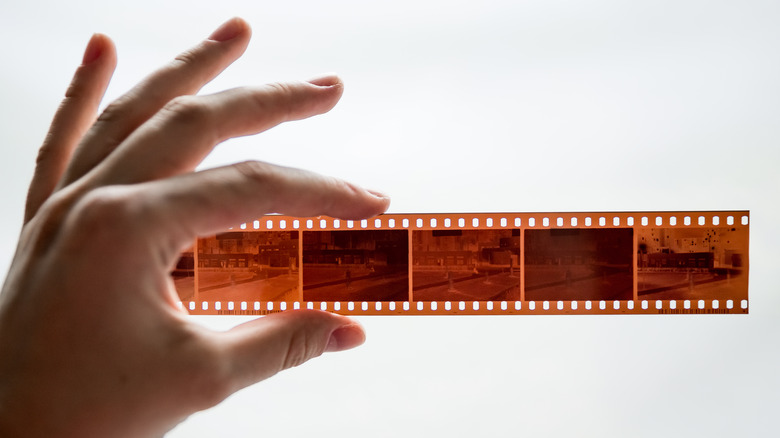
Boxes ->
[219,310,365,391]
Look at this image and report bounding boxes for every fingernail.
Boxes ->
[307,74,342,88]
[325,324,366,352]
[208,17,244,42]
[368,189,390,200]
[82,34,104,65]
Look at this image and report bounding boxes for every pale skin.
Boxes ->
[0,17,389,437]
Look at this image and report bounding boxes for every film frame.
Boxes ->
[172,211,749,316]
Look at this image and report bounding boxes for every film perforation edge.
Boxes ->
[173,211,749,316]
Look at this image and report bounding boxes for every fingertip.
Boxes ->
[307,73,343,88]
[380,197,392,214]
[237,17,252,38]
[361,187,391,217]
[324,182,391,220]
[370,195,391,217]
[306,75,345,110]
[325,322,366,353]
[269,76,344,120]
[208,17,251,42]
[305,77,345,116]
[81,33,114,65]
[99,34,118,67]
[368,189,391,208]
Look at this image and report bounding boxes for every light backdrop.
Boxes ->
[1,1,779,436]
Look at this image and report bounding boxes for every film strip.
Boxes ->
[172,211,749,316]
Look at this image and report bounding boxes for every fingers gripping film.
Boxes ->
[135,161,389,256]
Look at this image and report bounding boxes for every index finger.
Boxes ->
[132,161,390,262]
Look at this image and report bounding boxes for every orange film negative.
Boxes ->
[172,211,749,316]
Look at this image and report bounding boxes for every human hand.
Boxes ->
[0,17,389,437]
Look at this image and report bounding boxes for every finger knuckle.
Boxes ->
[233,160,277,186]
[318,176,356,210]
[325,176,356,194]
[68,187,141,238]
[264,81,294,97]
[34,137,57,169]
[23,189,79,254]
[259,82,298,119]
[172,48,199,69]
[160,95,212,130]
[282,329,323,370]
[96,96,132,125]
[64,71,88,100]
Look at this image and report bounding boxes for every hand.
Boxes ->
[0,17,389,437]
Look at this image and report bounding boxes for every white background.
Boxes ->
[1,1,778,436]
